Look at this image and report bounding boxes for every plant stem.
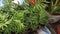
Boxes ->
[50,0,54,14]
[54,0,59,6]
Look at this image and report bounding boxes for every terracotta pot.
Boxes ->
[57,24,60,34]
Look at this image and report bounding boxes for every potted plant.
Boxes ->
[0,0,50,34]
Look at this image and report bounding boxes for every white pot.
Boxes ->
[12,0,24,5]
[37,26,51,34]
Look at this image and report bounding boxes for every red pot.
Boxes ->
[57,24,60,34]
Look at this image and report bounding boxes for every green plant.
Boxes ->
[0,0,49,34]
[47,0,60,14]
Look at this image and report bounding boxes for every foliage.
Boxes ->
[47,0,60,14]
[0,0,49,34]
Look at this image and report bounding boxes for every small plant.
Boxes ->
[47,0,60,15]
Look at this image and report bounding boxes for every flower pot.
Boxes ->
[49,15,60,23]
